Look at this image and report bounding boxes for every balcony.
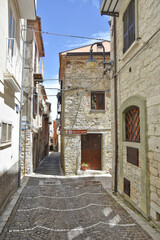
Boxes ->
[100,0,123,17]
[4,38,22,92]
[17,0,36,20]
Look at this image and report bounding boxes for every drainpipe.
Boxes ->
[18,21,27,187]
[113,16,118,193]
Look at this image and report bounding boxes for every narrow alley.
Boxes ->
[0,153,159,240]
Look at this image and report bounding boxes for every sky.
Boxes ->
[37,0,110,121]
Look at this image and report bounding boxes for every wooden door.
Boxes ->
[81,134,101,170]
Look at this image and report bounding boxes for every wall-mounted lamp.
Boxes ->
[87,42,113,69]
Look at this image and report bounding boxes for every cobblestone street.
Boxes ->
[0,153,159,240]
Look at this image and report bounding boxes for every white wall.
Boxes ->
[0,0,22,176]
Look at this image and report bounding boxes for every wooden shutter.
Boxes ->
[123,0,135,53]
[127,146,139,166]
[91,92,105,110]
[123,9,128,53]
[128,0,135,48]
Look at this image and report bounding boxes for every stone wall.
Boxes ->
[61,55,112,175]
[111,0,160,221]
[21,129,32,174]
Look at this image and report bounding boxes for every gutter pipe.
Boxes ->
[113,16,118,193]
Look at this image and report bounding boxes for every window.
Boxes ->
[91,92,105,110]
[127,146,139,166]
[33,90,38,115]
[0,122,12,144]
[124,178,130,197]
[8,7,15,58]
[34,44,37,72]
[125,106,140,142]
[123,0,135,53]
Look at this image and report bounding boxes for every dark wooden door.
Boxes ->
[81,134,101,170]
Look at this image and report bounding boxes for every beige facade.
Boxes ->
[59,42,112,175]
[21,17,51,174]
[100,0,160,224]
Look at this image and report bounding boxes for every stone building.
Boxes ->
[21,17,51,174]
[100,0,160,224]
[59,42,112,175]
[0,0,36,213]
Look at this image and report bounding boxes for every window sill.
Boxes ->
[0,142,12,149]
[122,40,139,61]
[90,110,106,113]
[122,141,140,148]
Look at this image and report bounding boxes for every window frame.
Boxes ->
[33,90,38,115]
[91,91,105,111]
[123,0,135,53]
[0,121,12,145]
[8,4,16,59]
[125,106,140,143]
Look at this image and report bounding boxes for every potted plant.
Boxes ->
[81,162,88,171]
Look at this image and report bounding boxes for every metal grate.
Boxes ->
[125,106,140,142]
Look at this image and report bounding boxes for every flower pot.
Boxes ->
[81,166,87,171]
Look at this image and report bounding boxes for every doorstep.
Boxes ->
[77,169,111,176]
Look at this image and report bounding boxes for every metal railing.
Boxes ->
[6,38,22,86]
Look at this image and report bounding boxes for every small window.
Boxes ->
[8,124,12,141]
[125,106,140,142]
[124,178,130,197]
[0,122,12,144]
[33,91,38,115]
[127,146,139,166]
[123,0,135,53]
[91,92,105,110]
[34,44,37,72]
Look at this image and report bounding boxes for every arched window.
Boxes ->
[125,106,140,142]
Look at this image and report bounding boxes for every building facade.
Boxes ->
[59,42,112,175]
[100,0,160,223]
[0,0,36,213]
[21,18,51,174]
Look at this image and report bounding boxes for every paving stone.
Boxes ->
[0,153,159,239]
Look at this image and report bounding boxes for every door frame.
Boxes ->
[81,133,102,170]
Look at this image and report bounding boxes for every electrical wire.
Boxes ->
[43,79,59,81]
[26,27,109,41]
[22,72,111,92]
[23,86,60,90]
[62,72,110,149]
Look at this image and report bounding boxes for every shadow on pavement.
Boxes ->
[34,152,63,176]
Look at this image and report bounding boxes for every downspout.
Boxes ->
[18,21,27,187]
[113,16,118,193]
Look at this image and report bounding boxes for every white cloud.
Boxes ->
[68,0,100,9]
[92,0,99,9]
[66,31,110,49]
